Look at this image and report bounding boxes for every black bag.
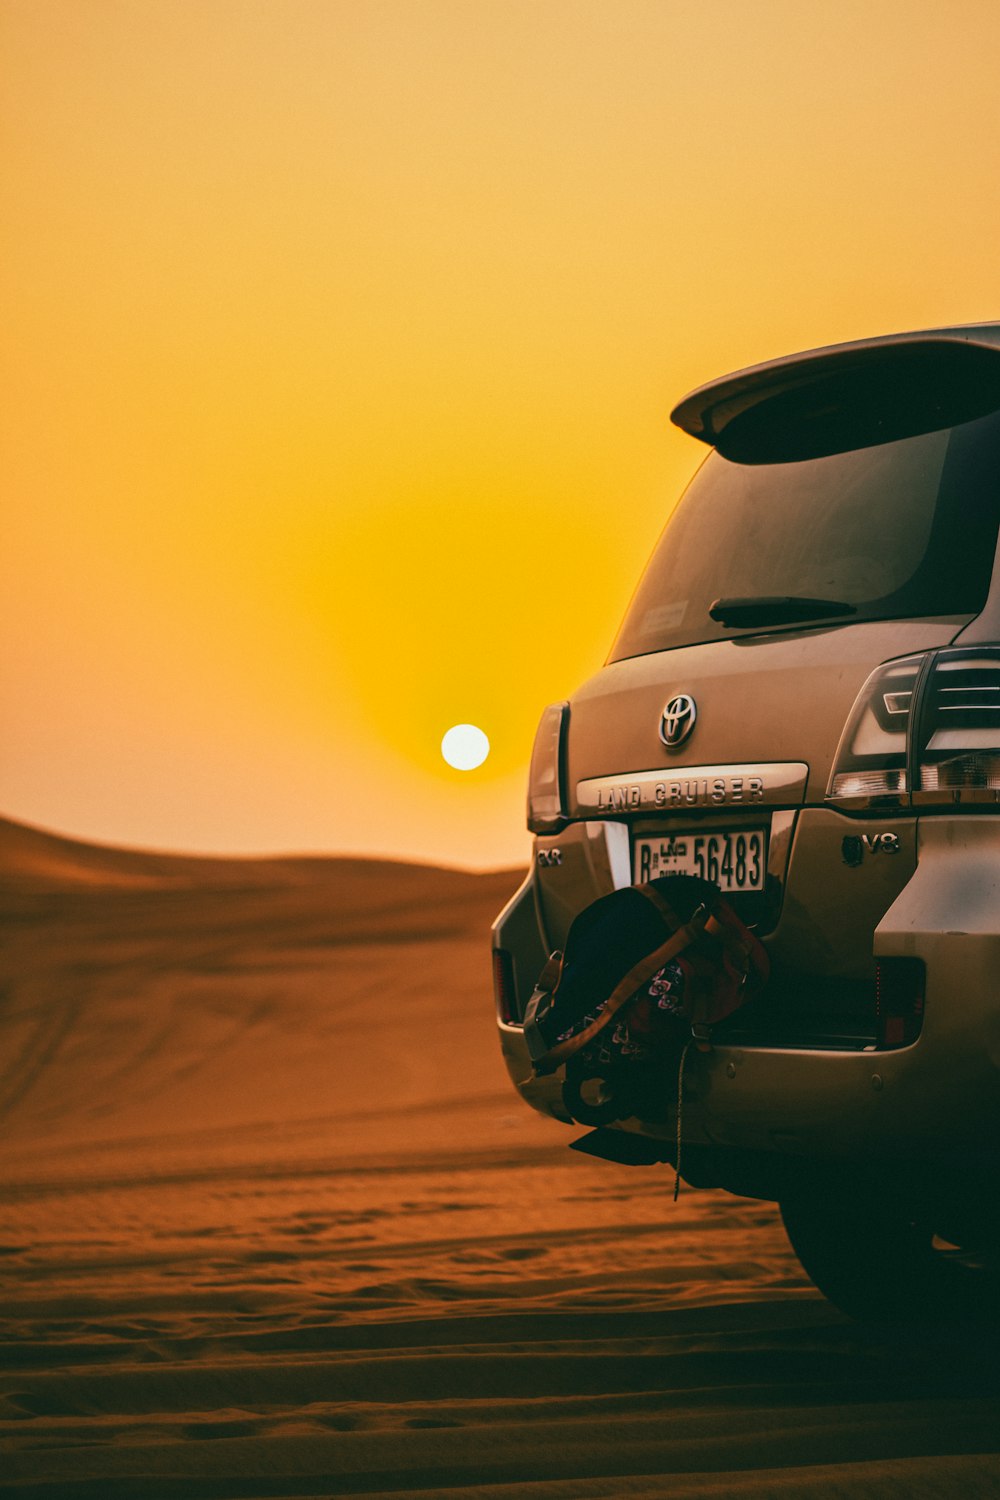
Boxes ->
[522,875,768,1126]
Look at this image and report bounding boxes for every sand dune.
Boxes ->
[1,818,999,1497]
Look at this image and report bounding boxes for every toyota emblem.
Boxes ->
[659,694,697,748]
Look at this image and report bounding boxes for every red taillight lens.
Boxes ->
[492,948,519,1024]
[875,957,925,1049]
[826,655,923,809]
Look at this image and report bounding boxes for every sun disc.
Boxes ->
[441,723,490,771]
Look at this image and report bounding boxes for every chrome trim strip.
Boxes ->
[576,762,809,814]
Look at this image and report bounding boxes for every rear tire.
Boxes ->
[779,1186,1000,1322]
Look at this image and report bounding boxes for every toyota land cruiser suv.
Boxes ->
[492,323,1000,1319]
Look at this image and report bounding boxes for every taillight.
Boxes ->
[826,655,922,809]
[492,948,519,1024]
[527,701,568,833]
[875,957,925,1048]
[913,649,1000,804]
[827,647,1000,811]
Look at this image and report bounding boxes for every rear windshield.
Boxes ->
[609,409,1000,662]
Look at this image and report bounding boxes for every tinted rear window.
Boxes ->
[609,409,1000,662]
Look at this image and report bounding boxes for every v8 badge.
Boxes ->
[842,832,901,866]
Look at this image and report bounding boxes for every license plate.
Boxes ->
[632,829,766,892]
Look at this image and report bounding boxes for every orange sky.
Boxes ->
[4,0,1000,867]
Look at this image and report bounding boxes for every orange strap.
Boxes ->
[638,883,747,973]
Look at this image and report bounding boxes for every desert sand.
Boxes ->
[1,815,999,1498]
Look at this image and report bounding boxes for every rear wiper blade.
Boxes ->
[709,595,857,627]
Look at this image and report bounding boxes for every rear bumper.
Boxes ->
[492,815,1000,1168]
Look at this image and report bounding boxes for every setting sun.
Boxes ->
[441,724,490,772]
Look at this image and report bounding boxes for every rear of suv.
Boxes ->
[492,323,1000,1319]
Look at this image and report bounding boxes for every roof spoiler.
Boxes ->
[670,326,1000,464]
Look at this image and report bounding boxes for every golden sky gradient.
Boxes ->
[4,0,1000,867]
